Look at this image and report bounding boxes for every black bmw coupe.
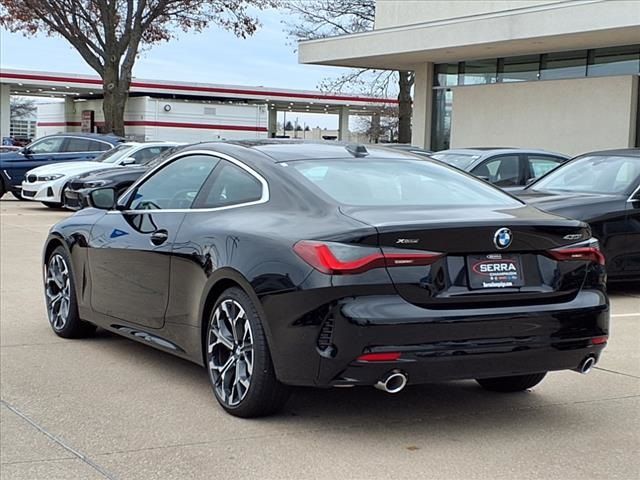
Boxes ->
[43,141,609,417]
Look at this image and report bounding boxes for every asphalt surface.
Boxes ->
[1,197,639,480]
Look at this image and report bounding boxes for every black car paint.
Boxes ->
[44,141,609,388]
[517,150,640,282]
[64,166,147,209]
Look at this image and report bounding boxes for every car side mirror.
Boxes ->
[89,187,117,210]
[526,177,536,185]
[477,175,491,182]
[121,157,136,165]
[21,147,32,156]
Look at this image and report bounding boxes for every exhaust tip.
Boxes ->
[375,371,408,393]
[576,356,596,374]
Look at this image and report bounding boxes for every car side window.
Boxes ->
[131,147,168,165]
[28,137,65,154]
[196,160,263,209]
[88,140,111,152]
[64,138,94,152]
[528,155,563,180]
[472,155,521,187]
[129,155,219,210]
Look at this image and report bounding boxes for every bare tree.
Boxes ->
[10,98,37,119]
[0,0,275,136]
[283,0,413,143]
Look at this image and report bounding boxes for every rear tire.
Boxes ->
[44,246,96,338]
[0,181,5,198]
[205,287,290,417]
[476,372,547,392]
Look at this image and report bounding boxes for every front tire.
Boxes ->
[11,191,24,200]
[476,372,547,392]
[42,202,62,209]
[205,287,290,417]
[44,247,96,338]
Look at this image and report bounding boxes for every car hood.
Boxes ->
[516,190,627,221]
[26,161,119,176]
[74,165,146,181]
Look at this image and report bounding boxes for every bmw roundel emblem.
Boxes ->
[494,228,513,249]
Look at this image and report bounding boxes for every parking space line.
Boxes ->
[0,399,118,480]
[610,313,640,318]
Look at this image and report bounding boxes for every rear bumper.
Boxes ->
[264,287,609,387]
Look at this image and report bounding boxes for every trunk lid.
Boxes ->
[340,204,592,308]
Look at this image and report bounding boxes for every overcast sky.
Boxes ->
[0,9,359,129]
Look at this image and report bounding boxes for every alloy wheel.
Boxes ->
[45,254,71,330]
[207,299,254,407]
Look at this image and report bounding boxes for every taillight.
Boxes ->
[548,239,605,265]
[293,240,442,275]
[357,352,401,362]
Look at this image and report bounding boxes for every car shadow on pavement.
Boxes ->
[82,328,592,431]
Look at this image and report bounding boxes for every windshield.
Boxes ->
[431,152,480,170]
[290,158,521,207]
[530,155,640,195]
[95,144,135,163]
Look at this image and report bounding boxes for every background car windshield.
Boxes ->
[97,144,134,163]
[530,155,640,194]
[291,158,521,207]
[431,152,480,169]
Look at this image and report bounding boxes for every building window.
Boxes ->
[431,44,639,151]
[540,50,588,80]
[587,45,640,77]
[431,89,452,151]
[498,55,540,82]
[435,63,458,87]
[461,59,498,85]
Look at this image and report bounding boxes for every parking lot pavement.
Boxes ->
[1,197,638,480]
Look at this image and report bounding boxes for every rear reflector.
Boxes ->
[293,240,442,275]
[591,336,608,345]
[357,352,401,362]
[548,246,605,265]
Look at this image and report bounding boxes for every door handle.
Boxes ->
[150,229,169,246]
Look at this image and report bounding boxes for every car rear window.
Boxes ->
[289,158,521,207]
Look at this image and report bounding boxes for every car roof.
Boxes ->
[575,148,640,158]
[435,147,568,157]
[185,139,426,163]
[40,132,124,144]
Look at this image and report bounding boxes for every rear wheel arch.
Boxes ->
[199,270,273,366]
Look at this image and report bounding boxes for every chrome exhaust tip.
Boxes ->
[374,371,408,393]
[575,356,596,374]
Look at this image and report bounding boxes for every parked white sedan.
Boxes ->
[21,142,179,207]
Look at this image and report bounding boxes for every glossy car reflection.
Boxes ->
[43,141,609,417]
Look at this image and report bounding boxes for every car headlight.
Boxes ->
[83,180,108,188]
[37,174,64,181]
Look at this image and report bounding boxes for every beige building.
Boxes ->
[299,0,640,156]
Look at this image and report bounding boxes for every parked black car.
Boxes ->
[63,146,182,210]
[43,141,608,418]
[432,148,569,187]
[517,149,640,282]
